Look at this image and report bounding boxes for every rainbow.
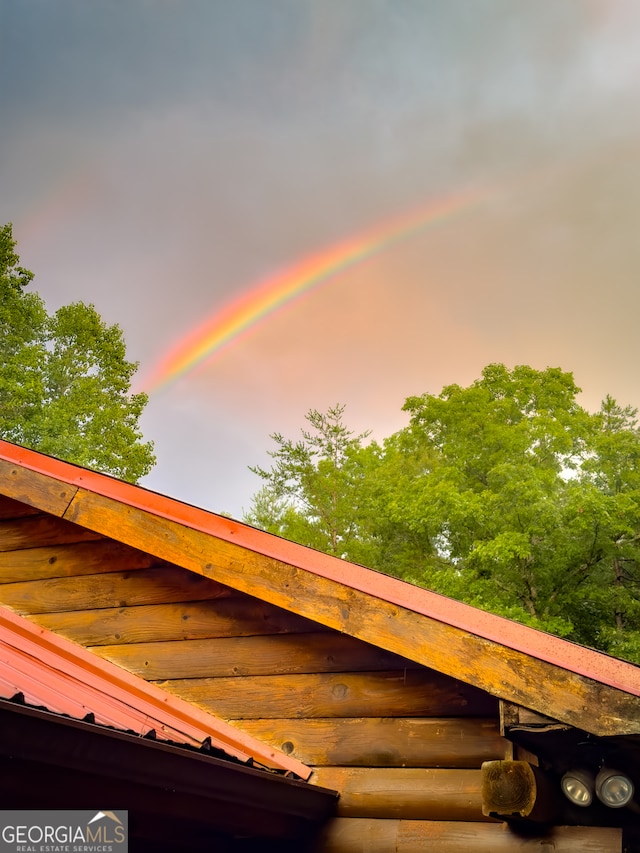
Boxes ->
[143,187,487,394]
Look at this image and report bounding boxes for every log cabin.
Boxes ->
[0,438,639,852]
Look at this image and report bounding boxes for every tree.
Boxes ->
[0,223,155,482]
[247,365,640,662]
[571,396,640,660]
[394,365,593,633]
[0,223,46,441]
[395,368,640,655]
[246,405,383,565]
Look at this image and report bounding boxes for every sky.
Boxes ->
[2,0,640,518]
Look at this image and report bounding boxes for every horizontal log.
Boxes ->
[0,458,77,518]
[62,488,640,737]
[92,633,420,679]
[0,565,233,613]
[34,598,333,645]
[0,539,157,583]
[313,819,622,853]
[0,496,39,520]
[159,671,498,719]
[311,767,493,821]
[232,717,506,767]
[0,515,101,552]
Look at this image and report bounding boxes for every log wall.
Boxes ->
[0,497,624,852]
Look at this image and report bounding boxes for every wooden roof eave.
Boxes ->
[1,442,640,738]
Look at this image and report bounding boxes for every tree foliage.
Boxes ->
[0,223,155,482]
[246,405,376,562]
[246,365,640,663]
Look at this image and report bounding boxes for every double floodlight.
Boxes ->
[561,767,635,809]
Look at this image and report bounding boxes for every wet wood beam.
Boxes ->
[0,514,101,552]
[91,633,420,679]
[33,598,329,645]
[311,767,493,820]
[0,566,233,613]
[157,670,496,719]
[0,459,77,517]
[233,717,506,767]
[0,539,156,583]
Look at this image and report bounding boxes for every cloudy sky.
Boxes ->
[2,1,640,517]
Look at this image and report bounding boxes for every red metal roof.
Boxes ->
[0,605,311,778]
[1,439,639,698]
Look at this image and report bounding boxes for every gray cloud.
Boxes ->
[2,0,640,515]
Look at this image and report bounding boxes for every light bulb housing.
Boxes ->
[561,769,595,807]
[595,767,634,809]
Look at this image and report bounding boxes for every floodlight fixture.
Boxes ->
[595,767,635,809]
[561,769,595,807]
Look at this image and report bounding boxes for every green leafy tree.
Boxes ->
[394,365,593,632]
[571,396,640,659]
[247,365,640,662]
[0,223,155,482]
[389,367,640,655]
[0,224,47,440]
[246,404,446,574]
[246,405,382,564]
